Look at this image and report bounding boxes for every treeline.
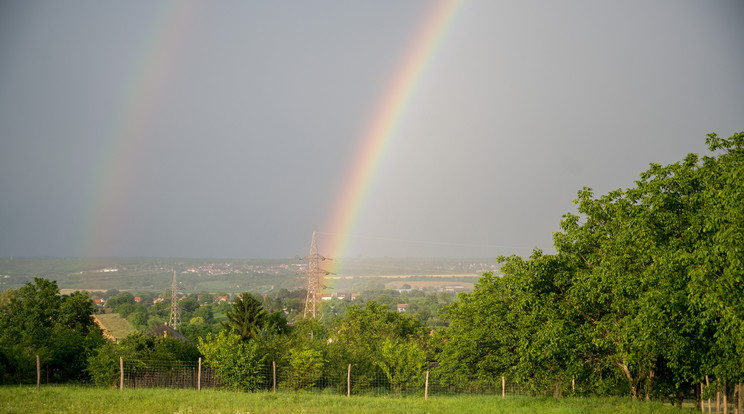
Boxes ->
[440,133,744,402]
[99,286,456,340]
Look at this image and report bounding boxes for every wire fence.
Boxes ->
[115,358,557,398]
[11,355,744,412]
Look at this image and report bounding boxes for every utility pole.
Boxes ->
[169,270,180,329]
[303,232,331,319]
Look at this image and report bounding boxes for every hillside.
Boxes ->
[92,313,138,342]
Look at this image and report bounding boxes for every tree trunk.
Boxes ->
[617,362,637,399]
[645,367,655,401]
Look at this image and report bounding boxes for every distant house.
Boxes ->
[214,296,229,303]
[320,293,333,301]
[148,324,189,343]
[153,297,165,304]
[134,297,142,303]
[397,304,409,313]
[351,293,361,300]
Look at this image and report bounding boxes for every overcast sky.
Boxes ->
[1,1,742,259]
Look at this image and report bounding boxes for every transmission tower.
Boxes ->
[303,232,331,319]
[168,270,181,329]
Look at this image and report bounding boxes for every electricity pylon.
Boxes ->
[303,232,331,319]
[168,270,181,329]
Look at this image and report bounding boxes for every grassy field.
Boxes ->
[93,313,138,341]
[0,386,699,414]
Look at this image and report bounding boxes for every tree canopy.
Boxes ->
[439,132,744,401]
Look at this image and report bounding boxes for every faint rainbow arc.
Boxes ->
[322,0,464,273]
[77,1,199,257]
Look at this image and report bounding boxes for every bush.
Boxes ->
[197,330,266,391]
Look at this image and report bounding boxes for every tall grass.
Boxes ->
[0,386,697,414]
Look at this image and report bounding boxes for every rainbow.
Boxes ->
[77,1,199,257]
[322,0,464,273]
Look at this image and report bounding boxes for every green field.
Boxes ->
[93,313,138,341]
[0,386,698,414]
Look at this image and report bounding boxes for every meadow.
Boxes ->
[0,386,698,414]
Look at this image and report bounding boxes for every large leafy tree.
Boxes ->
[0,278,105,383]
[438,132,744,402]
[327,301,430,392]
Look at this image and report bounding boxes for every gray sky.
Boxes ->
[1,1,742,259]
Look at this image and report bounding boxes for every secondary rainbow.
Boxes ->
[77,1,199,257]
[322,0,464,272]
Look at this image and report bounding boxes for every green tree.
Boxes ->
[375,338,427,396]
[280,347,324,392]
[222,293,267,342]
[197,330,266,391]
[327,301,430,392]
[0,278,104,383]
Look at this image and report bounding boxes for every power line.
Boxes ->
[168,270,180,329]
[302,232,331,319]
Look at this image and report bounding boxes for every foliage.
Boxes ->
[375,338,427,395]
[0,278,105,384]
[280,347,325,392]
[438,132,744,401]
[197,330,266,391]
[327,301,431,392]
[222,292,267,342]
[86,332,200,386]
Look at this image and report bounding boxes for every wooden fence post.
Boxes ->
[273,361,277,393]
[120,357,124,391]
[502,376,505,399]
[347,364,351,398]
[425,370,429,401]
[707,376,712,413]
[36,355,40,391]
[197,357,202,392]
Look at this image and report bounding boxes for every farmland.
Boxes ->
[0,257,498,294]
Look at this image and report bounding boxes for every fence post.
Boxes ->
[273,361,277,393]
[198,357,202,392]
[120,357,124,391]
[716,378,720,414]
[502,376,505,399]
[707,376,712,413]
[36,355,40,391]
[425,370,429,401]
[347,364,351,398]
[572,378,575,392]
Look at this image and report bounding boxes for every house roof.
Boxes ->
[148,324,190,342]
